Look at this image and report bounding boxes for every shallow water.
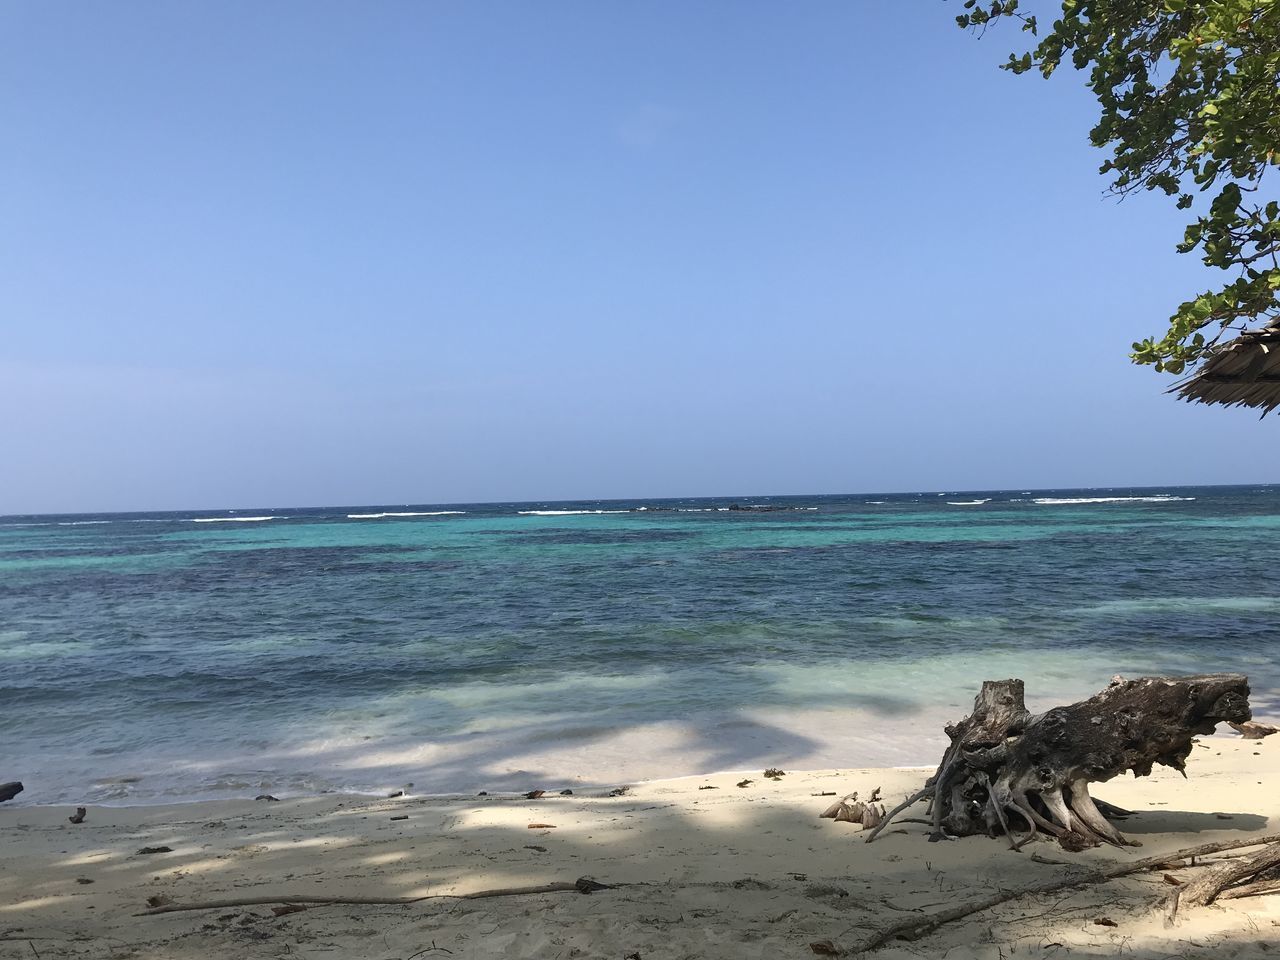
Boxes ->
[2,486,1278,804]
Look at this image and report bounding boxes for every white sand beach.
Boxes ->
[2,731,1277,959]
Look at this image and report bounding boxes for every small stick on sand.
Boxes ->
[136,877,617,916]
[1169,838,1280,918]
[839,834,1280,955]
[1218,878,1280,901]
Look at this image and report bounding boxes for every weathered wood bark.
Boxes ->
[929,679,1032,841]
[0,782,23,803]
[868,675,1253,850]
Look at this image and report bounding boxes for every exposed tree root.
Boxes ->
[863,786,932,843]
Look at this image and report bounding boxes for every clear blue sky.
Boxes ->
[2,2,1275,513]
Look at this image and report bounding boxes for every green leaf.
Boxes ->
[953,0,1280,376]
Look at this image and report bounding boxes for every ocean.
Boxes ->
[3,485,1278,806]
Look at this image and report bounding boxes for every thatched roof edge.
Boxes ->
[1169,320,1280,415]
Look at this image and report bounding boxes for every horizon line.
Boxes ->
[3,480,1277,520]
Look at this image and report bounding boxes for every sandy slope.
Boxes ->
[2,733,1277,959]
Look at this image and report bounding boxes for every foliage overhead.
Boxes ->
[957,0,1280,374]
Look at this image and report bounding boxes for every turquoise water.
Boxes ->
[2,486,1279,804]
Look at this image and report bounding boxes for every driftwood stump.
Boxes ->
[868,675,1252,850]
[1230,719,1279,740]
[0,782,22,804]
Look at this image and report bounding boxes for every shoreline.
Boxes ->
[0,703,965,809]
[3,735,1277,959]
[8,693,1279,809]
[0,762,940,815]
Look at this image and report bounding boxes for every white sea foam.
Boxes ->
[517,510,630,516]
[57,520,111,526]
[864,501,886,505]
[1070,596,1280,616]
[947,499,990,506]
[188,516,282,523]
[1033,496,1195,505]
[346,511,466,519]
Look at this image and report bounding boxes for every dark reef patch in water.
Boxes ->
[500,529,698,546]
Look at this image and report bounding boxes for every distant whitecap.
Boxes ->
[188,516,281,523]
[517,510,630,516]
[1033,496,1195,505]
[347,511,466,519]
